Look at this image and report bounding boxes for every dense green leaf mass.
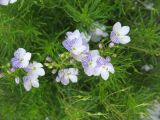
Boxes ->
[0,0,160,120]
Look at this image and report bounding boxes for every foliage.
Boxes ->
[0,0,160,120]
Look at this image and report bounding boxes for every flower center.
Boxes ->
[19,58,24,61]
[88,61,93,66]
[71,47,76,51]
[32,67,36,70]
[116,33,120,37]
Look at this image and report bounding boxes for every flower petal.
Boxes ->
[107,63,115,74]
[24,52,31,61]
[56,76,60,82]
[119,26,130,35]
[101,70,109,80]
[23,78,32,91]
[10,0,17,3]
[119,36,131,44]
[69,75,78,83]
[36,68,45,76]
[15,77,20,84]
[113,22,121,33]
[0,0,9,5]
[33,61,43,68]
[31,79,39,88]
[61,78,69,85]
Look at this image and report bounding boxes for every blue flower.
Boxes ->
[109,22,130,47]
[56,68,78,85]
[11,48,31,68]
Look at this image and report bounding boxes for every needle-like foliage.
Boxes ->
[0,0,160,120]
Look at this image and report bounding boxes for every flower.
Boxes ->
[140,100,160,120]
[45,117,50,120]
[81,32,91,43]
[62,30,89,61]
[0,72,4,78]
[23,75,39,91]
[15,77,20,84]
[98,43,103,49]
[95,57,114,80]
[56,68,78,85]
[25,61,45,77]
[51,69,57,74]
[141,64,153,72]
[45,56,53,62]
[90,23,108,42]
[109,22,130,47]
[81,50,100,76]
[0,0,17,5]
[11,48,31,68]
[144,1,154,10]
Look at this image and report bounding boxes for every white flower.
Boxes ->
[0,0,17,5]
[15,77,20,84]
[51,69,57,74]
[56,68,78,85]
[95,57,114,80]
[23,75,39,91]
[141,101,160,120]
[0,72,4,78]
[110,22,130,46]
[11,48,31,68]
[63,30,90,61]
[81,50,100,76]
[141,64,153,72]
[81,32,91,43]
[90,23,108,42]
[45,56,53,62]
[45,117,50,120]
[98,43,103,49]
[144,2,154,10]
[25,61,45,77]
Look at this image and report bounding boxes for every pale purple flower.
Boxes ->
[11,48,31,68]
[0,0,17,5]
[63,30,89,61]
[95,57,114,80]
[109,22,130,47]
[56,68,78,85]
[23,75,39,91]
[25,61,45,77]
[90,23,108,42]
[81,51,100,76]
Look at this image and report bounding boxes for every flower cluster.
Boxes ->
[62,30,89,61]
[61,22,131,85]
[0,0,17,5]
[11,48,45,91]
